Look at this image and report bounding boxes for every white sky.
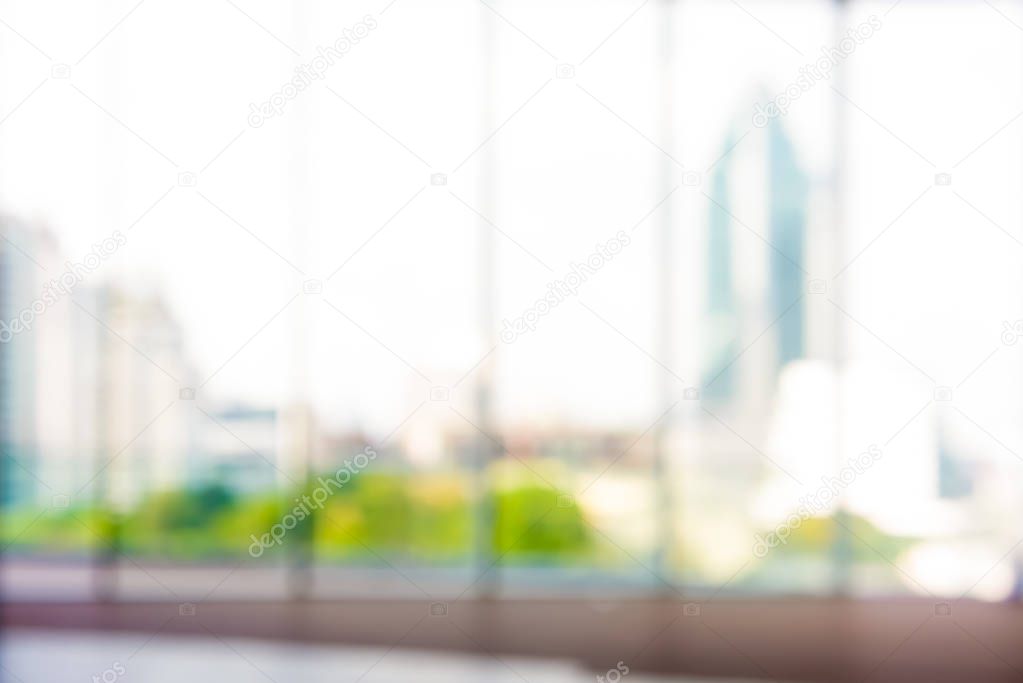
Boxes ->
[1,0,1022,454]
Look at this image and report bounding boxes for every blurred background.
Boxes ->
[2,0,1023,680]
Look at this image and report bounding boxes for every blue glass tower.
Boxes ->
[703,118,808,400]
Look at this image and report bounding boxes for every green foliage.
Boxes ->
[130,483,236,532]
[493,485,589,558]
[0,471,591,563]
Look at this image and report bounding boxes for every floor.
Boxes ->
[0,629,770,683]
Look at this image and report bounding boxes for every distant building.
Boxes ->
[320,429,380,471]
[702,117,809,406]
[440,426,654,473]
[89,286,194,508]
[194,404,280,493]
[937,420,975,499]
[0,218,47,505]
[703,130,742,403]
[766,120,808,368]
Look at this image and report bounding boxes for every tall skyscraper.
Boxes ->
[704,131,741,403]
[702,116,809,404]
[0,218,42,505]
[766,119,808,368]
[0,221,199,509]
[94,287,193,508]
